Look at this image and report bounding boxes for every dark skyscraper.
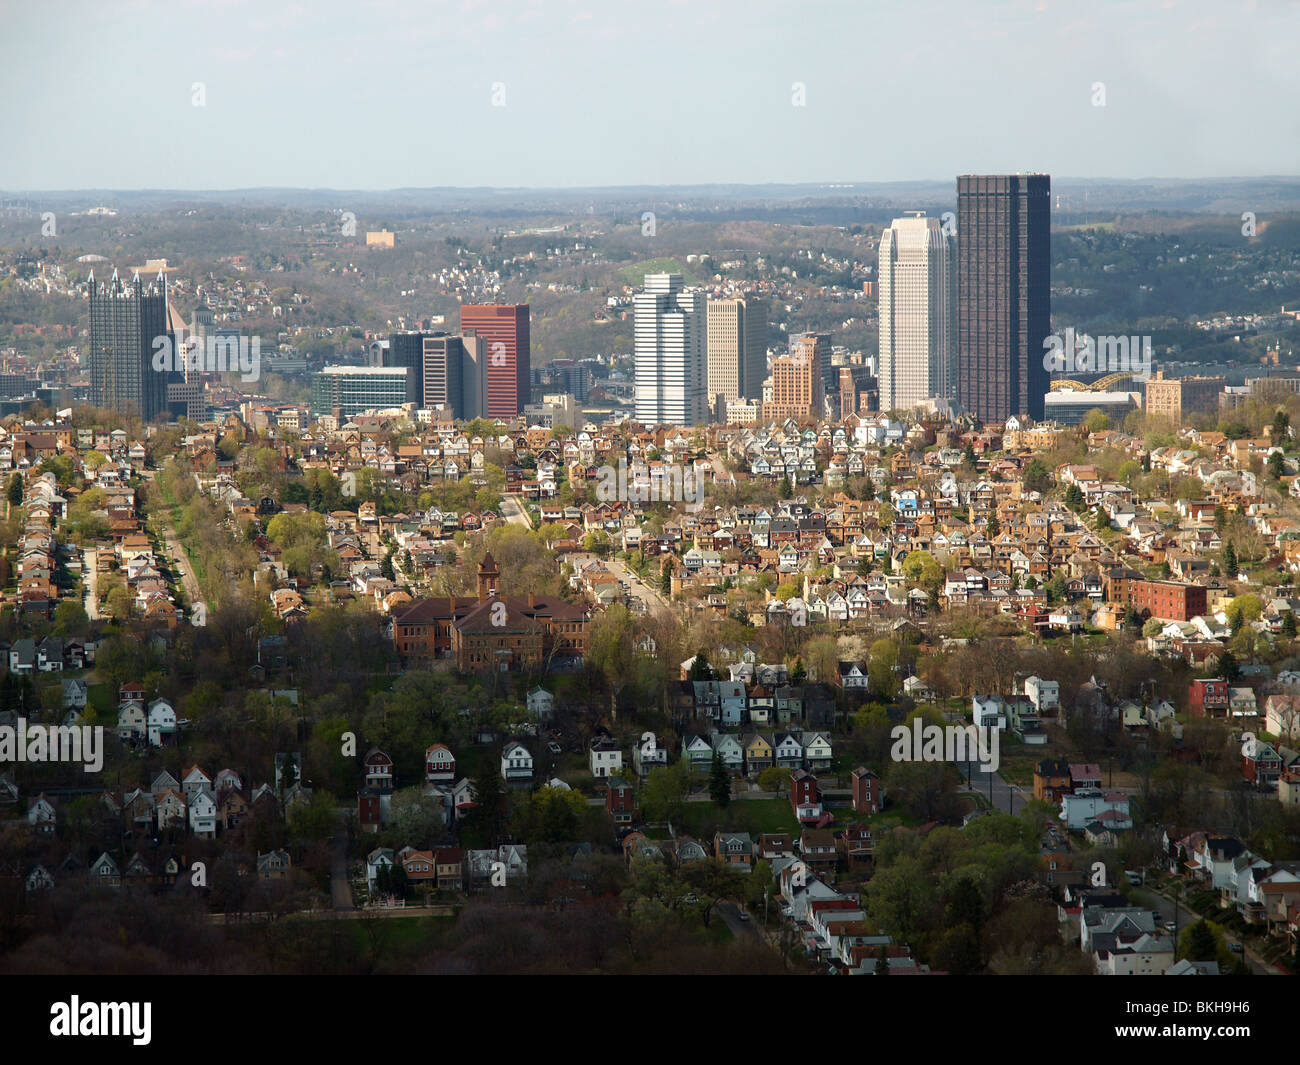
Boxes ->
[459,304,530,419]
[956,174,1051,423]
[88,269,170,421]
[387,331,434,405]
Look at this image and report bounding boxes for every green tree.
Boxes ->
[6,474,22,507]
[1222,541,1238,578]
[709,752,731,806]
[642,762,691,823]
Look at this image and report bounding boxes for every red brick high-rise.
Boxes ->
[459,304,530,419]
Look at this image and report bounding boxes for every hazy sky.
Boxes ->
[2,0,1298,190]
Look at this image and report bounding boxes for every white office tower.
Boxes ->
[635,273,708,426]
[878,212,957,412]
[707,294,768,402]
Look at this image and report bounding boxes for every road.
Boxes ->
[141,470,206,615]
[330,811,355,911]
[957,757,1029,816]
[717,900,763,943]
[567,550,671,619]
[82,546,100,620]
[501,495,533,529]
[1133,886,1282,975]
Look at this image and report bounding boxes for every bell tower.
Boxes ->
[477,552,500,601]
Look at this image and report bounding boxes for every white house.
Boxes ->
[527,686,554,718]
[147,698,178,747]
[188,789,217,838]
[1022,675,1060,715]
[589,736,623,779]
[972,694,1007,731]
[501,741,534,784]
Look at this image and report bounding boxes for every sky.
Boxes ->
[1,0,1298,190]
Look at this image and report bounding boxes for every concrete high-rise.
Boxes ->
[459,304,530,419]
[634,273,708,426]
[420,334,464,415]
[706,295,768,402]
[878,213,957,412]
[88,269,170,421]
[763,333,826,422]
[956,174,1051,423]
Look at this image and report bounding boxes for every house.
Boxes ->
[745,733,774,776]
[364,748,395,791]
[1034,759,1073,803]
[972,694,1007,731]
[710,731,745,775]
[434,848,464,891]
[1069,763,1102,791]
[803,732,834,771]
[1243,735,1283,788]
[681,734,714,774]
[773,732,804,770]
[527,686,554,718]
[851,767,882,815]
[146,698,178,746]
[189,789,217,838]
[257,849,291,880]
[606,775,638,831]
[89,852,121,887]
[62,678,88,710]
[425,743,456,785]
[27,794,56,835]
[1022,675,1060,716]
[800,828,839,873]
[714,831,754,869]
[791,769,824,824]
[1060,790,1132,832]
[182,766,212,800]
[366,847,395,892]
[501,741,534,785]
[589,735,623,779]
[838,661,869,691]
[632,734,669,777]
[1189,678,1229,718]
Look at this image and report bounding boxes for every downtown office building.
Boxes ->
[956,173,1051,423]
[634,273,708,427]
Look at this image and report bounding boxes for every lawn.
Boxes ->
[676,797,801,840]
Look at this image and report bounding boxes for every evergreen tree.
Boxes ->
[875,945,889,975]
[1183,919,1219,962]
[1283,611,1297,638]
[660,566,672,596]
[1222,541,1238,578]
[791,657,807,686]
[986,511,1000,538]
[6,474,22,507]
[709,751,731,806]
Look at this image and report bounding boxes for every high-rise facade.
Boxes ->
[878,213,957,412]
[387,331,437,405]
[459,304,530,419]
[311,366,410,417]
[956,174,1051,423]
[88,269,170,421]
[420,334,464,415]
[634,273,708,426]
[706,295,768,402]
[763,333,826,422]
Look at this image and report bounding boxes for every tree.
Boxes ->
[757,766,788,792]
[875,945,889,975]
[1222,541,1238,578]
[709,752,731,806]
[986,511,1000,539]
[688,649,714,682]
[1268,450,1285,480]
[642,762,690,824]
[1022,459,1052,495]
[790,657,807,686]
[6,474,21,507]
